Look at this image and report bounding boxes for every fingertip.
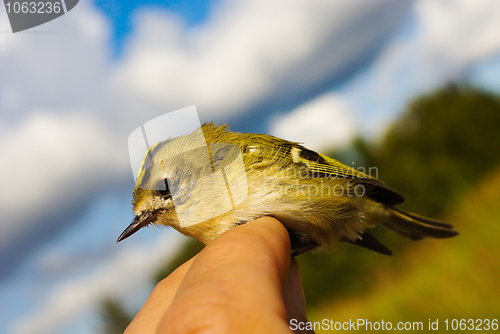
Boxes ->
[223,216,292,279]
[245,216,291,258]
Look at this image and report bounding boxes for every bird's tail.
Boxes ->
[383,207,458,240]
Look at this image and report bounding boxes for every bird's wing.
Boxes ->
[241,140,404,206]
[299,147,405,206]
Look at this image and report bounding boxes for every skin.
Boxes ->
[124,217,314,334]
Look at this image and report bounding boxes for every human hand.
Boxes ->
[124,216,313,334]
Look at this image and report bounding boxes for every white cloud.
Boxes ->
[0,2,111,122]
[113,0,412,121]
[416,0,500,75]
[343,0,500,138]
[270,93,356,152]
[0,2,131,260]
[10,232,184,334]
[0,112,129,247]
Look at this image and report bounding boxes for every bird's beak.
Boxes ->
[117,212,156,243]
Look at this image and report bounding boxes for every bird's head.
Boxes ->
[117,127,228,242]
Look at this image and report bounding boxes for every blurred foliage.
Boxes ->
[356,84,500,218]
[99,298,134,334]
[297,228,406,307]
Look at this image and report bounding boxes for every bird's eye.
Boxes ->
[155,179,170,196]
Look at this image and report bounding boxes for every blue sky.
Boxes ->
[93,0,213,56]
[1,0,500,333]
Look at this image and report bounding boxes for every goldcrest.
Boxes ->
[118,123,457,255]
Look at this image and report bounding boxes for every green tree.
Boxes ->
[358,84,500,218]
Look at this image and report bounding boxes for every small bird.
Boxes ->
[117,123,458,256]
